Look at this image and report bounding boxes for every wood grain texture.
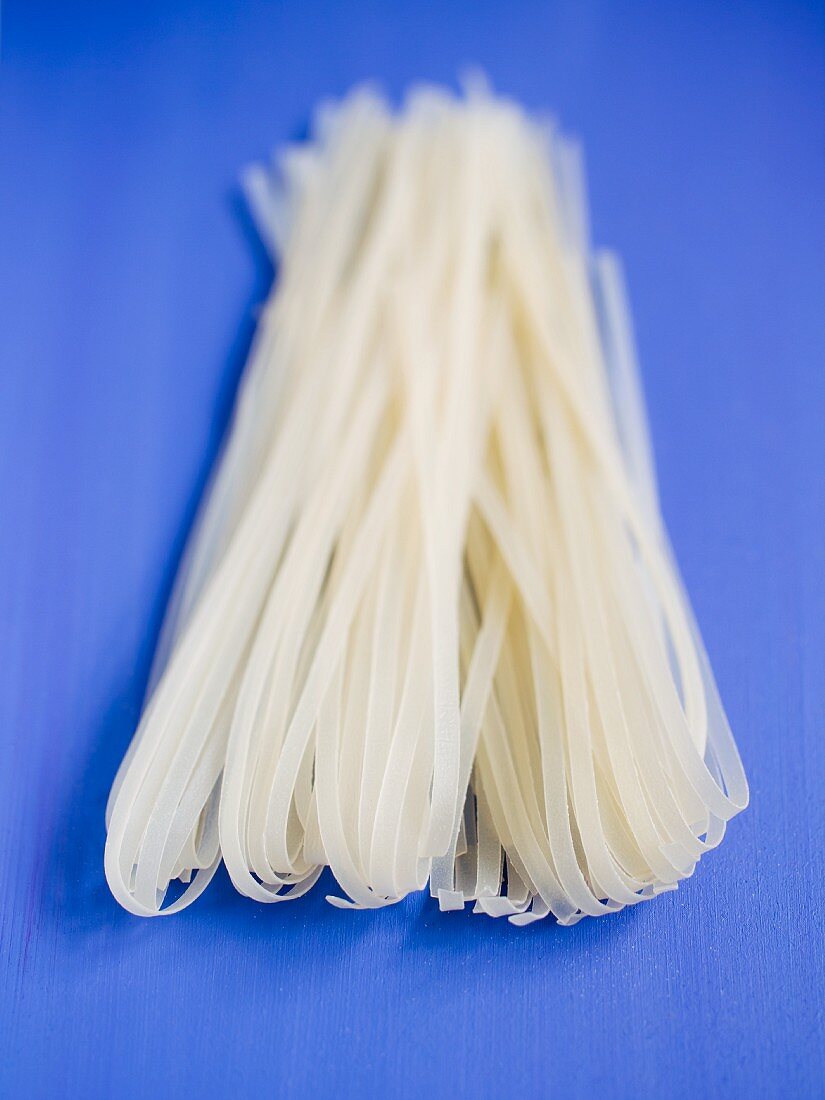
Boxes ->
[1,2,823,1096]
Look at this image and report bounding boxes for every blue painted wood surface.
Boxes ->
[1,2,823,1095]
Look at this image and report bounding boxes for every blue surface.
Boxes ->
[2,2,824,1096]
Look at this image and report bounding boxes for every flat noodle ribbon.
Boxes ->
[105,82,748,924]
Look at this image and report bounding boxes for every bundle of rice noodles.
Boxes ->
[105,82,748,925]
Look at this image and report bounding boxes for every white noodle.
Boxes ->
[105,82,748,923]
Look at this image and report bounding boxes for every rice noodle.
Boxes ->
[105,82,748,923]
